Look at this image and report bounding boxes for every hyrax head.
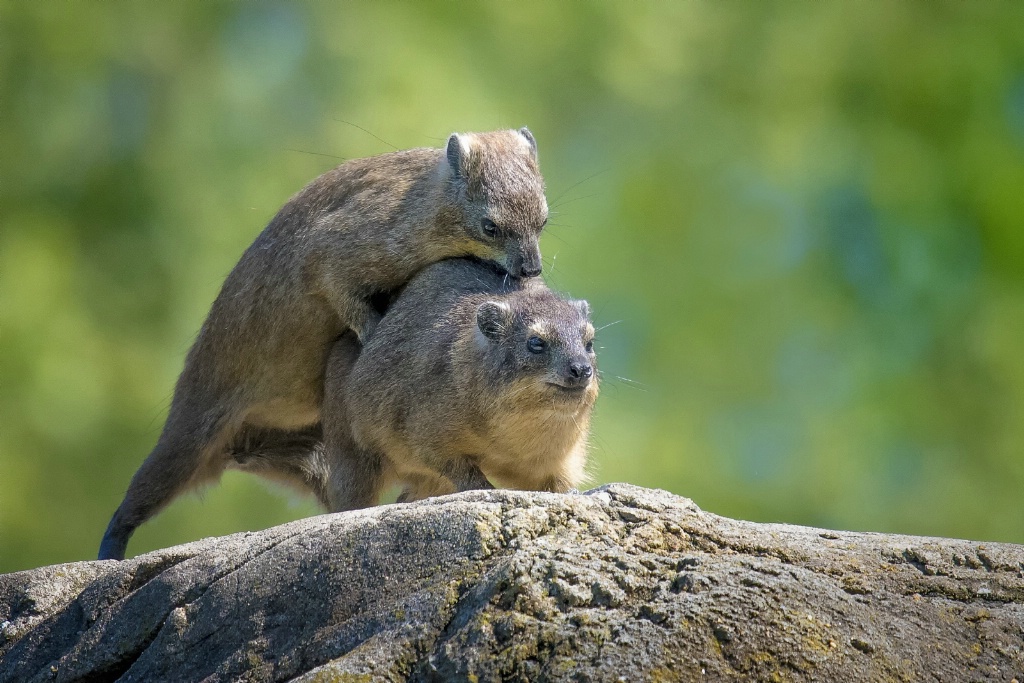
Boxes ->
[446,128,547,279]
[475,290,598,406]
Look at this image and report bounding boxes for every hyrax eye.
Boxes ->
[585,339,594,353]
[481,218,498,237]
[527,336,546,354]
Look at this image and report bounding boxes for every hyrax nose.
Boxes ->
[520,263,542,278]
[568,362,593,380]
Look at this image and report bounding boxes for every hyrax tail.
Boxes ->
[98,406,233,560]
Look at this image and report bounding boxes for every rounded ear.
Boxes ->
[476,300,513,341]
[572,299,590,320]
[518,126,538,160]
[446,133,472,177]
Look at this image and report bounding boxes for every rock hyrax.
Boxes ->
[99,129,548,560]
[231,257,599,510]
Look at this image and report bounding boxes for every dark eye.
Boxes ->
[527,336,546,354]
[585,340,594,353]
[481,218,498,238]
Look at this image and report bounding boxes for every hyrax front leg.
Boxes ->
[440,458,494,493]
[396,473,455,504]
[395,456,493,504]
[309,255,383,343]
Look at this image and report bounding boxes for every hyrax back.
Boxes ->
[337,257,599,505]
[99,129,548,560]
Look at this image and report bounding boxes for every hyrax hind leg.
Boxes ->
[322,446,389,512]
[226,422,389,513]
[98,398,239,561]
[320,332,390,511]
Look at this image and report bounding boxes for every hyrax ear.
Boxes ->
[446,133,473,178]
[518,127,538,161]
[476,300,513,341]
[572,299,590,320]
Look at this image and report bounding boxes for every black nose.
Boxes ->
[568,362,593,380]
[520,264,542,278]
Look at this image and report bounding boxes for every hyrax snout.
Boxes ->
[99,129,547,560]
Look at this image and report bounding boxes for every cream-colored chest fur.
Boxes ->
[469,400,591,491]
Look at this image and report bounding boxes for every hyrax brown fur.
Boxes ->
[99,129,548,560]
[231,257,599,510]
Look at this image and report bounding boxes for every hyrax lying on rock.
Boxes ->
[231,257,599,509]
[99,130,548,560]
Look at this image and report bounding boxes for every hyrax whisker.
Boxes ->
[548,167,611,206]
[285,148,349,161]
[550,193,601,210]
[331,118,399,151]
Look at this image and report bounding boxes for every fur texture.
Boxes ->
[232,258,599,510]
[99,130,548,560]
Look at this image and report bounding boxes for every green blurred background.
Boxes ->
[3,2,1024,573]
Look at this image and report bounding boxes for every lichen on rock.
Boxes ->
[1,485,1022,681]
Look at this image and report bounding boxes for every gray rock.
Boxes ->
[1,484,1022,681]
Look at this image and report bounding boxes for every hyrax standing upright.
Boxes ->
[233,257,599,509]
[99,129,549,560]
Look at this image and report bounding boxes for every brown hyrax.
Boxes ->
[99,129,548,560]
[230,257,599,511]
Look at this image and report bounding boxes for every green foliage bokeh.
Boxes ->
[2,2,1024,572]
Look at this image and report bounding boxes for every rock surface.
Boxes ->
[1,484,1023,682]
